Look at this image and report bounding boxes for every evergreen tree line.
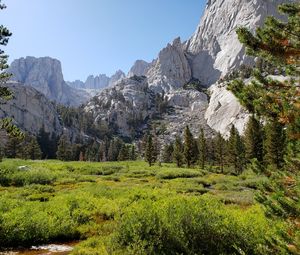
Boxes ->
[144,116,286,175]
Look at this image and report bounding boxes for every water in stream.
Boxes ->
[0,243,75,255]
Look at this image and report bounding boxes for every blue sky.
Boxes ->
[2,0,206,81]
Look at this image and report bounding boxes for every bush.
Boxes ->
[156,169,201,180]
[111,197,281,255]
[0,167,58,187]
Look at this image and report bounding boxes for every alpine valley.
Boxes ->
[0,0,294,142]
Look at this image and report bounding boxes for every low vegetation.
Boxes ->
[0,159,288,254]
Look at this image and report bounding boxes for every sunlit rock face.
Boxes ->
[84,0,292,139]
[0,82,62,135]
[147,37,192,93]
[205,82,249,137]
[5,0,293,139]
[185,0,291,86]
[128,60,151,78]
[9,56,90,106]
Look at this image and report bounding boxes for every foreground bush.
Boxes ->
[110,196,283,255]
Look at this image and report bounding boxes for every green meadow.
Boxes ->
[0,159,286,254]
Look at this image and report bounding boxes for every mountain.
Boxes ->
[3,0,292,140]
[84,0,290,139]
[68,70,126,90]
[128,60,151,78]
[9,57,90,106]
[0,82,62,135]
[184,0,290,86]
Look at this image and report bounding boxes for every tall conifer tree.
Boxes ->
[183,126,194,168]
[198,128,207,169]
[244,115,264,163]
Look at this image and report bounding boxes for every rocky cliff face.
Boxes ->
[84,0,289,139]
[68,71,125,91]
[0,82,63,135]
[9,57,90,106]
[85,76,151,138]
[147,38,192,92]
[109,70,126,87]
[128,60,151,77]
[185,0,292,86]
[5,0,290,140]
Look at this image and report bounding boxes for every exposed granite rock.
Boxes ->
[205,82,249,137]
[147,37,192,92]
[109,70,126,87]
[66,79,85,89]
[85,76,151,138]
[184,0,293,86]
[128,60,151,77]
[9,57,90,106]
[0,82,62,135]
[85,74,110,89]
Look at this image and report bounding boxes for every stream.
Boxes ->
[0,243,76,255]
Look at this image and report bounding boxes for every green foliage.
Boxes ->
[57,134,73,161]
[264,120,286,169]
[244,115,264,164]
[162,142,173,163]
[172,136,184,167]
[214,132,226,173]
[0,159,287,252]
[0,2,23,139]
[227,126,246,175]
[183,126,196,168]
[198,128,207,169]
[112,197,280,255]
[145,135,157,167]
[229,3,300,252]
[156,168,201,180]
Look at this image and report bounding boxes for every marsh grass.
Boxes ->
[0,159,279,254]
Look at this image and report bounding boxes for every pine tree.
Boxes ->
[228,4,300,250]
[37,126,51,159]
[23,136,42,160]
[228,3,300,147]
[129,145,137,161]
[118,144,129,161]
[0,1,23,138]
[162,143,174,163]
[145,135,156,167]
[4,136,22,158]
[244,115,264,163]
[98,142,106,162]
[183,126,195,168]
[236,133,246,175]
[215,133,225,173]
[173,136,183,168]
[206,138,216,167]
[56,135,72,161]
[227,126,246,175]
[107,140,115,161]
[198,128,207,169]
[264,119,286,169]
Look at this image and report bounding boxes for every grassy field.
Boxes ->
[0,159,284,254]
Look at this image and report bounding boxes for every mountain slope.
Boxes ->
[9,57,90,106]
[185,0,292,85]
[0,82,62,135]
[85,0,290,138]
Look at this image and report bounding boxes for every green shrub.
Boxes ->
[111,197,281,255]
[156,169,201,180]
[0,167,58,187]
[78,165,123,176]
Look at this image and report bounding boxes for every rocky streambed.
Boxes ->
[0,243,75,255]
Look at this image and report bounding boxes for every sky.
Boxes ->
[2,0,206,81]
